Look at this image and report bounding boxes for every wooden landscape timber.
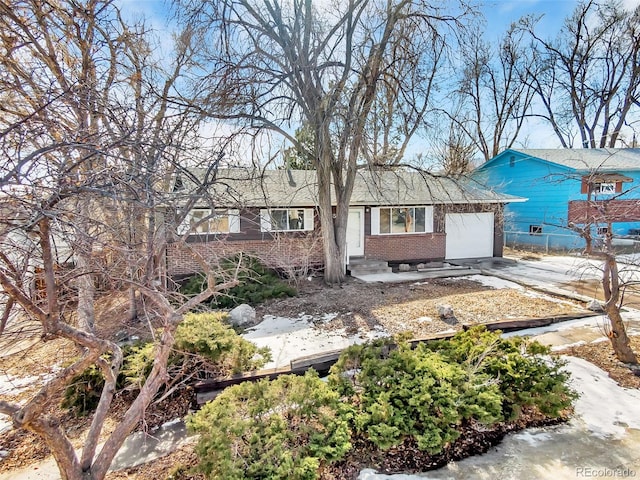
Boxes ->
[474,311,601,333]
[194,312,601,405]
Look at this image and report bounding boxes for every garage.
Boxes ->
[445,212,494,260]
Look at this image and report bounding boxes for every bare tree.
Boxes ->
[564,170,638,364]
[180,0,473,284]
[452,24,536,161]
[521,0,640,148]
[0,1,233,479]
[431,119,478,175]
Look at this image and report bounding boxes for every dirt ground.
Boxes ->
[256,275,590,337]
[0,273,634,479]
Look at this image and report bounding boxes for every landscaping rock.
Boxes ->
[586,299,604,312]
[437,304,458,325]
[229,304,256,327]
[437,304,455,319]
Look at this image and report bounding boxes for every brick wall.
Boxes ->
[364,233,446,262]
[568,199,640,223]
[167,235,325,276]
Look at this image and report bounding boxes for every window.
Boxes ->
[372,206,433,235]
[581,176,625,195]
[179,208,240,234]
[594,182,616,194]
[597,227,609,235]
[260,208,314,232]
[529,225,542,235]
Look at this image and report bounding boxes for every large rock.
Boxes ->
[437,304,455,319]
[586,299,604,312]
[437,304,458,325]
[229,304,256,327]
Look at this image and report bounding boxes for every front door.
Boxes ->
[346,207,365,260]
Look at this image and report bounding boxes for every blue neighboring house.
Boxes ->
[472,148,640,251]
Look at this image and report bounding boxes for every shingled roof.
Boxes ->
[181,168,523,208]
[513,149,640,171]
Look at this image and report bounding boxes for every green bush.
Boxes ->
[328,338,503,453]
[327,327,576,453]
[62,313,271,414]
[187,370,351,480]
[175,312,271,374]
[188,327,576,477]
[62,364,106,416]
[425,326,577,419]
[180,256,296,308]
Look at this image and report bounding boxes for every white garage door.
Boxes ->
[445,212,494,260]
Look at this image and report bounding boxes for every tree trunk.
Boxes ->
[604,303,638,364]
[601,248,638,364]
[317,163,345,286]
[76,199,96,333]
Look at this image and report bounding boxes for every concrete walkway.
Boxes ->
[351,266,481,283]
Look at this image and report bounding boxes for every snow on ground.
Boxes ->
[567,356,640,438]
[0,374,41,396]
[0,371,59,435]
[242,313,389,369]
[457,274,525,291]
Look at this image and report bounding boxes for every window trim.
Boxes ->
[371,206,434,235]
[260,208,314,232]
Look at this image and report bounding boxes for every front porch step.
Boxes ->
[347,258,392,276]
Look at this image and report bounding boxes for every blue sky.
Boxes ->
[483,0,640,39]
[482,0,576,39]
[113,0,640,155]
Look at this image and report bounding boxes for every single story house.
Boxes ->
[167,168,524,276]
[472,148,640,251]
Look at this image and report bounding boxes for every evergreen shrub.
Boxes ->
[62,312,270,414]
[179,255,296,308]
[187,370,351,480]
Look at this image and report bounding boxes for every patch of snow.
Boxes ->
[502,316,608,338]
[590,337,609,344]
[511,430,554,446]
[320,313,339,323]
[458,274,525,291]
[0,374,40,396]
[565,356,640,439]
[243,314,389,369]
[415,316,433,323]
[160,418,183,428]
[359,469,422,480]
[550,340,586,351]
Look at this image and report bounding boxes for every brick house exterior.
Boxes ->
[168,169,521,277]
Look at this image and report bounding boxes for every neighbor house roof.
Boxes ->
[181,168,523,207]
[511,148,640,172]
